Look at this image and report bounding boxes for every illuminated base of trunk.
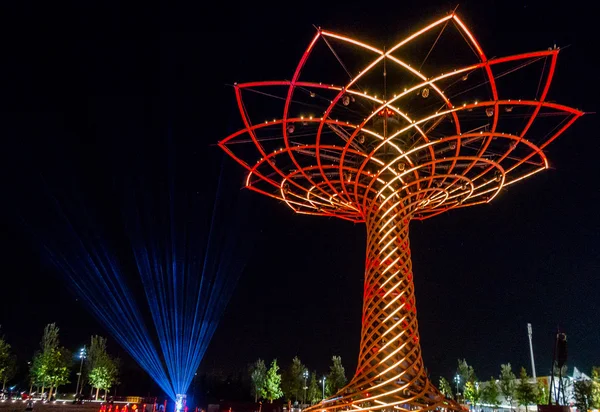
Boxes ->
[306,204,460,412]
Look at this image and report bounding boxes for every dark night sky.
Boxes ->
[1,0,598,397]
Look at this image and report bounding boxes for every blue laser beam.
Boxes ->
[122,140,254,398]
[28,184,176,399]
[22,146,257,402]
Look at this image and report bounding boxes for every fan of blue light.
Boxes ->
[40,191,174,397]
[26,144,254,402]
[123,143,252,399]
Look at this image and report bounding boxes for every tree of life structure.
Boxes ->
[219,13,583,412]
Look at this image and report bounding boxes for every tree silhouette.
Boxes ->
[265,359,283,402]
[282,356,306,402]
[515,367,536,412]
[326,356,346,396]
[250,359,267,402]
[499,363,517,410]
[481,378,499,408]
[307,372,320,404]
[439,377,454,400]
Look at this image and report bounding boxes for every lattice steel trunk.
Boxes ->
[337,202,444,410]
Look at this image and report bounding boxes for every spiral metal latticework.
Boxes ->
[219,12,582,412]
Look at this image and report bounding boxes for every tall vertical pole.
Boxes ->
[75,357,83,395]
[527,323,537,380]
[454,375,460,397]
[321,377,325,400]
[75,346,86,397]
[303,376,306,405]
[303,371,308,406]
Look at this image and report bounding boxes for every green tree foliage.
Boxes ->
[464,381,481,409]
[250,359,267,402]
[326,356,346,396]
[87,336,118,399]
[536,380,548,405]
[30,352,47,390]
[499,363,517,409]
[30,323,71,399]
[87,336,107,375]
[48,347,72,394]
[573,379,593,412]
[481,378,500,407]
[307,371,320,404]
[515,367,537,412]
[282,356,306,401]
[439,377,454,400]
[0,338,15,391]
[0,338,11,375]
[32,347,71,398]
[1,355,17,391]
[591,367,600,409]
[88,356,119,399]
[41,324,59,354]
[457,359,477,393]
[264,359,283,402]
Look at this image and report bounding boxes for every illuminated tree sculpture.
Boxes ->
[219,13,583,412]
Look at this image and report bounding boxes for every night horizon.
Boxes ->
[1,0,598,404]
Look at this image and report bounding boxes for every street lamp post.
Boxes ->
[320,376,326,400]
[454,374,460,397]
[303,370,309,406]
[75,346,87,397]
